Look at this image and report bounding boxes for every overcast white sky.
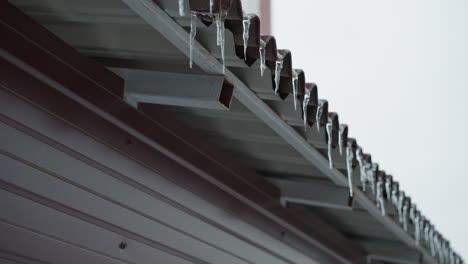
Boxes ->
[244,0,468,259]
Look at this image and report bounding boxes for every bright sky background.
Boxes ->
[244,0,468,259]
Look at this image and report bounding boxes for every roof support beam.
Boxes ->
[119,1,437,263]
[356,239,422,264]
[111,67,233,110]
[267,178,352,210]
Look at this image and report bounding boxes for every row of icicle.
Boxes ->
[181,1,463,263]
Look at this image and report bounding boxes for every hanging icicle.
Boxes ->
[385,177,391,201]
[292,70,299,110]
[274,52,284,93]
[391,182,399,209]
[326,122,333,169]
[338,125,345,155]
[397,191,405,224]
[368,163,378,194]
[414,212,422,246]
[346,142,354,198]
[189,12,198,68]
[259,39,266,76]
[429,227,436,256]
[424,221,431,244]
[402,199,409,231]
[209,0,214,14]
[376,176,385,216]
[316,100,325,132]
[178,0,185,16]
[302,87,311,131]
[242,14,254,61]
[356,147,367,191]
[215,13,226,73]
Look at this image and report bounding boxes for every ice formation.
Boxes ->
[215,13,226,73]
[346,143,354,197]
[356,147,367,191]
[274,53,284,93]
[242,14,254,61]
[178,0,185,16]
[338,125,345,155]
[376,177,385,216]
[189,12,198,68]
[302,87,311,130]
[316,100,325,132]
[259,39,266,76]
[397,191,405,224]
[292,70,299,110]
[326,122,333,169]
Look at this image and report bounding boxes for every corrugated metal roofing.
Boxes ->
[6,0,464,263]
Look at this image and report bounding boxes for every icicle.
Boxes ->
[346,142,354,198]
[402,199,409,231]
[397,191,405,223]
[338,125,345,155]
[209,0,214,14]
[302,87,311,131]
[326,122,333,169]
[259,39,266,76]
[292,70,299,110]
[356,147,367,191]
[368,163,377,194]
[376,177,385,216]
[429,228,435,256]
[178,0,185,16]
[414,212,421,246]
[385,177,391,201]
[242,14,254,61]
[274,53,284,93]
[215,13,226,73]
[424,221,431,243]
[189,12,198,68]
[391,183,399,208]
[409,205,415,223]
[316,100,325,132]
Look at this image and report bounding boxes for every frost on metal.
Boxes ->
[356,147,367,191]
[274,52,284,93]
[189,12,198,68]
[338,125,346,155]
[292,70,299,110]
[316,100,325,132]
[326,122,333,169]
[178,0,185,16]
[376,176,385,216]
[242,14,254,61]
[346,142,354,197]
[259,39,266,76]
[302,87,311,131]
[215,13,226,73]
